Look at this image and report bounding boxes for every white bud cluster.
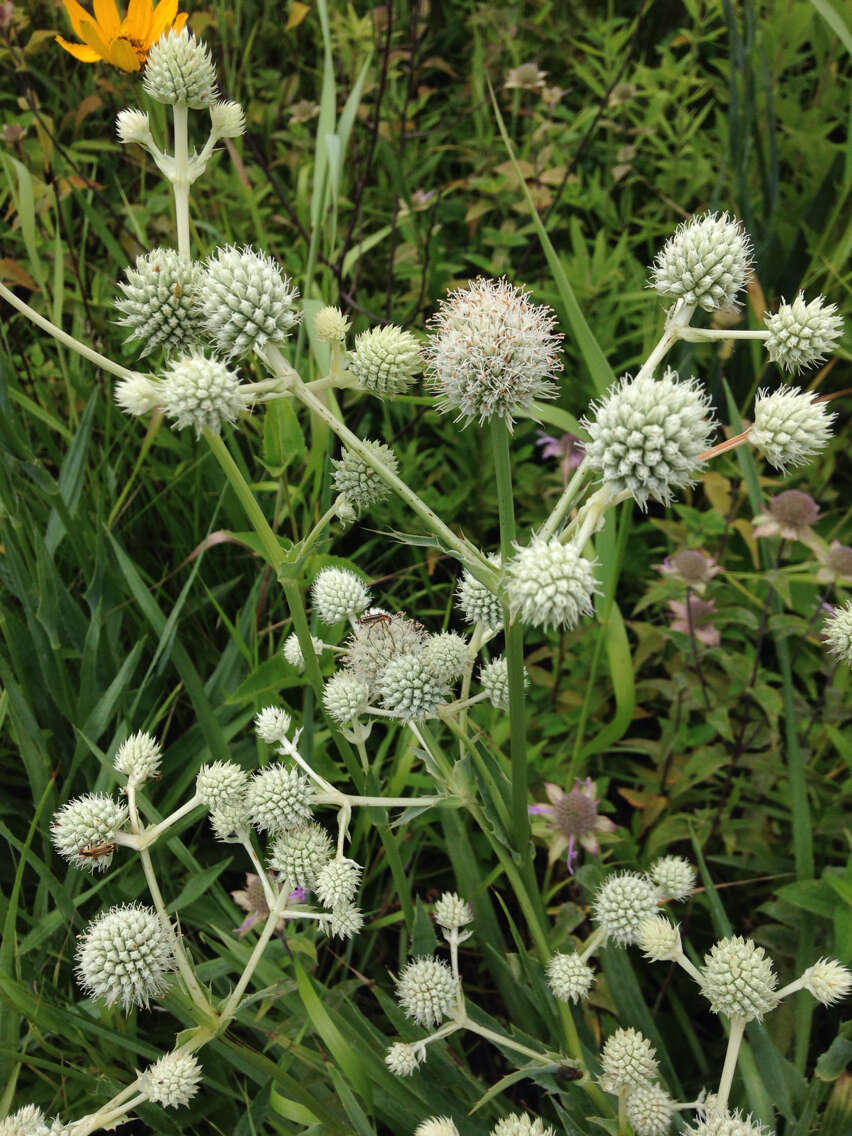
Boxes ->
[51,794,128,873]
[764,293,843,374]
[196,246,301,358]
[209,100,246,139]
[0,1105,61,1136]
[415,1119,460,1136]
[506,537,598,631]
[312,567,370,624]
[113,730,162,783]
[546,952,595,1003]
[342,611,424,687]
[254,706,292,745]
[316,857,362,909]
[593,871,660,945]
[687,1107,771,1136]
[327,904,364,940]
[625,1082,678,1136]
[396,957,458,1026]
[75,904,174,1011]
[800,958,852,1005]
[268,823,333,888]
[479,655,528,710]
[650,212,753,311]
[209,800,251,842]
[456,555,503,630]
[700,936,778,1020]
[322,672,371,724]
[245,765,313,834]
[385,1041,423,1077]
[114,374,163,417]
[331,440,398,516]
[599,1027,659,1094]
[116,108,153,147]
[824,601,852,667]
[750,385,835,471]
[491,1115,555,1136]
[196,761,248,811]
[433,892,473,932]
[143,29,219,108]
[314,305,351,343]
[159,353,246,436]
[348,325,421,396]
[138,1051,202,1109]
[115,250,201,357]
[423,633,471,683]
[650,855,696,900]
[637,916,682,963]
[376,652,450,721]
[283,631,325,670]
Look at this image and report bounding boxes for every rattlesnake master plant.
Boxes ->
[1,13,849,1136]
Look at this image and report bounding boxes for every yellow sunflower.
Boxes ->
[56,0,189,72]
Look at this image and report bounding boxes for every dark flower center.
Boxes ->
[554,791,597,838]
[770,490,819,528]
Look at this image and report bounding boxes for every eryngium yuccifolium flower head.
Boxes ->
[547,952,595,1003]
[210,800,251,841]
[424,276,563,426]
[316,857,362,909]
[254,705,292,745]
[687,1109,771,1136]
[209,99,246,138]
[52,794,128,873]
[423,633,471,684]
[415,1119,460,1136]
[649,212,753,311]
[456,555,503,630]
[315,305,351,343]
[701,936,778,1020]
[491,1114,555,1136]
[764,293,843,374]
[283,631,325,670]
[0,1105,51,1136]
[159,353,245,436]
[139,1051,202,1108]
[312,567,370,624]
[113,731,162,782]
[327,903,364,939]
[479,655,528,710]
[196,761,248,810]
[116,107,153,146]
[625,1083,677,1136]
[505,538,598,630]
[198,246,301,357]
[434,892,473,931]
[385,1041,423,1077]
[824,601,852,667]
[269,822,333,887]
[600,1027,659,1094]
[377,653,450,721]
[75,904,174,1010]
[115,250,201,357]
[348,325,421,396]
[143,29,218,108]
[331,440,398,516]
[593,872,660,945]
[114,374,163,417]
[323,672,370,724]
[750,385,835,472]
[800,958,852,1005]
[343,612,426,688]
[582,370,715,508]
[637,916,682,962]
[396,957,458,1026]
[650,855,696,901]
[246,765,313,834]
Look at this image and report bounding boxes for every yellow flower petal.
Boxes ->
[93,0,121,39]
[150,0,178,43]
[55,33,102,61]
[125,0,153,41]
[173,11,188,31]
[78,17,111,59]
[61,0,96,40]
[108,35,143,70]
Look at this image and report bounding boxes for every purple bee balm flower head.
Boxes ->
[529,778,616,871]
[656,549,720,593]
[668,596,721,646]
[536,430,585,484]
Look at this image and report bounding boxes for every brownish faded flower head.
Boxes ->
[657,549,720,594]
[668,596,720,647]
[753,490,820,541]
[817,541,852,585]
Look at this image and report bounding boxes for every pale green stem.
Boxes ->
[634,301,696,382]
[716,1014,746,1112]
[0,280,140,382]
[674,950,705,986]
[172,103,191,262]
[336,802,351,857]
[301,501,339,555]
[776,977,806,1001]
[438,692,488,716]
[238,832,277,909]
[679,327,769,342]
[579,927,607,963]
[461,1015,561,1067]
[353,731,371,774]
[220,886,291,1019]
[617,1093,629,1136]
[539,463,593,542]
[313,790,445,809]
[136,793,202,849]
[457,624,485,753]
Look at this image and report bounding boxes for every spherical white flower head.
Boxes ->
[312,567,370,624]
[600,1027,659,1094]
[316,857,362,909]
[650,212,753,311]
[377,653,450,721]
[196,761,248,810]
[254,706,292,745]
[765,293,843,374]
[143,29,219,108]
[322,672,370,724]
[547,952,595,1003]
[0,1104,50,1136]
[385,1041,423,1077]
[424,276,563,426]
[114,374,163,417]
[114,731,162,783]
[593,872,660,945]
[209,99,246,139]
[687,1108,771,1136]
[343,612,426,688]
[506,538,598,631]
[637,916,682,963]
[750,385,835,472]
[246,765,313,834]
[283,631,325,670]
[51,794,128,873]
[75,903,174,1011]
[327,903,364,939]
[479,655,529,710]
[415,1118,460,1136]
[491,1114,555,1136]
[625,1082,676,1136]
[650,855,695,901]
[824,601,852,667]
[800,957,852,1006]
[209,800,251,841]
[331,439,398,517]
[269,822,333,887]
[423,633,471,684]
[159,352,245,436]
[582,370,715,508]
[197,246,301,357]
[116,107,153,146]
[139,1051,202,1109]
[396,957,458,1026]
[315,305,351,343]
[701,936,778,1020]
[456,555,503,630]
[434,892,473,932]
[116,250,201,358]
[348,325,421,396]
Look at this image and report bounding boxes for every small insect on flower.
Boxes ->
[78,842,117,861]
